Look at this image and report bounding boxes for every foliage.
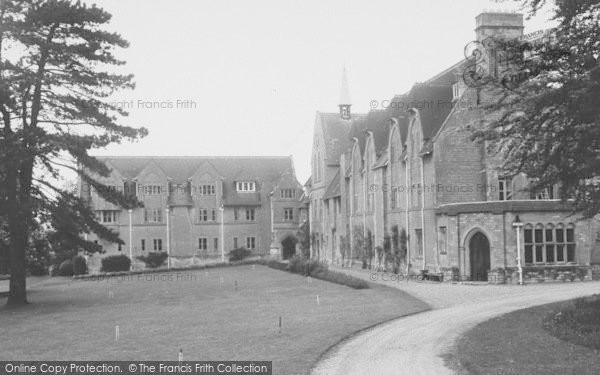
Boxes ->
[136,251,168,268]
[72,255,87,275]
[100,255,131,272]
[339,235,348,263]
[25,230,51,276]
[265,256,368,289]
[296,220,311,258]
[469,0,600,217]
[228,247,251,262]
[352,226,364,260]
[375,246,384,270]
[57,259,73,277]
[0,0,147,304]
[543,294,600,350]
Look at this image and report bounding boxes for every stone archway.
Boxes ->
[281,235,298,260]
[469,232,490,281]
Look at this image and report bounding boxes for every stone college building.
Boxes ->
[307,12,600,281]
[80,156,304,269]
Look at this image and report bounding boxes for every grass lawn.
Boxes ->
[0,265,428,375]
[445,299,600,375]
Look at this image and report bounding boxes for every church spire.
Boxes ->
[339,67,352,120]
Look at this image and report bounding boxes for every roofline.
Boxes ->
[423,59,466,84]
[93,155,292,160]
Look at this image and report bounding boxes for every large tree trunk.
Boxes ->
[7,226,27,306]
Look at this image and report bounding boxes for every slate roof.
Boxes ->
[405,83,454,141]
[349,109,391,157]
[95,156,294,206]
[318,112,366,166]
[322,168,341,199]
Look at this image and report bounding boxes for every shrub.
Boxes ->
[137,251,168,268]
[265,256,368,289]
[72,255,88,275]
[101,254,131,272]
[543,294,600,350]
[228,247,251,262]
[57,260,74,276]
[287,254,306,274]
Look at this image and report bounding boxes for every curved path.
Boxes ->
[311,269,600,375]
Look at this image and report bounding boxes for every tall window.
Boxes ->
[153,239,163,251]
[214,238,219,251]
[237,181,255,192]
[211,209,216,221]
[415,229,423,256]
[284,208,294,221]
[198,238,208,251]
[498,177,513,201]
[524,223,576,264]
[246,237,256,250]
[246,208,255,221]
[198,209,208,222]
[438,227,447,255]
[234,208,239,220]
[144,209,162,223]
[141,239,146,251]
[390,187,397,209]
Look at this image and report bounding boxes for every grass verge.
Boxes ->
[445,298,600,375]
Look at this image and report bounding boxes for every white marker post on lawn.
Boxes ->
[115,325,119,341]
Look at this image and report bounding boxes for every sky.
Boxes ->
[86,0,555,183]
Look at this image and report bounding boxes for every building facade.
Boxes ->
[307,12,600,280]
[80,156,303,270]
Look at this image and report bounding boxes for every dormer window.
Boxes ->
[237,181,255,192]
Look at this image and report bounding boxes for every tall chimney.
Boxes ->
[475,12,524,42]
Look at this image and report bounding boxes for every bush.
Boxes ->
[101,254,131,272]
[228,247,251,262]
[57,260,74,276]
[72,255,88,275]
[265,256,368,289]
[137,251,168,268]
[288,254,306,274]
[543,294,600,349]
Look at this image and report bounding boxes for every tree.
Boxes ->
[352,225,364,268]
[0,1,146,305]
[296,220,310,258]
[468,0,600,217]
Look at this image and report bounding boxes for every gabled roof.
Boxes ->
[96,156,293,184]
[349,110,391,157]
[318,112,365,166]
[385,95,410,144]
[406,83,454,140]
[323,168,341,200]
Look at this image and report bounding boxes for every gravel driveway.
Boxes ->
[311,268,600,375]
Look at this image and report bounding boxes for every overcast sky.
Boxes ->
[87,0,555,183]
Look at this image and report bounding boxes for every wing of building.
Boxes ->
[79,156,304,270]
[308,11,600,282]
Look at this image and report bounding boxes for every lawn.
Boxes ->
[446,299,600,375]
[0,265,428,375]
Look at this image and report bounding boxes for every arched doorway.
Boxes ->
[469,232,490,281]
[281,235,298,260]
